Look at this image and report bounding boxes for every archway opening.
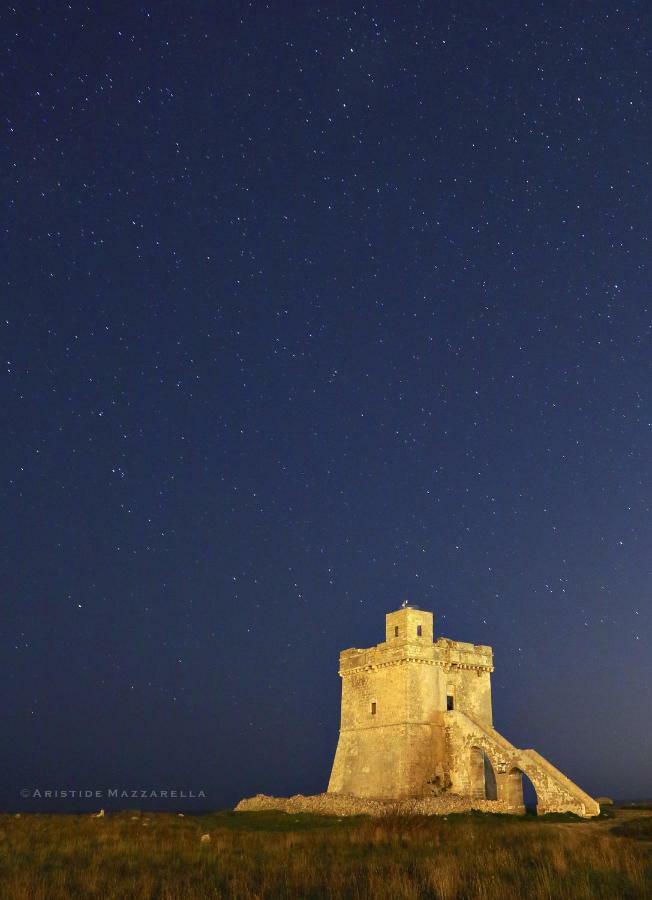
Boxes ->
[504,767,538,814]
[522,772,538,814]
[469,748,498,800]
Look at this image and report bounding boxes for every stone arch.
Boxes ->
[503,765,542,814]
[469,746,498,800]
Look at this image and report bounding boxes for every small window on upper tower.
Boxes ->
[417,624,422,637]
[394,626,399,637]
[447,695,454,711]
[371,702,377,715]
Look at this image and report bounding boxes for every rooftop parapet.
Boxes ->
[336,610,493,675]
[434,636,493,671]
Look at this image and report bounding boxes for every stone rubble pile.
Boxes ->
[235,792,514,816]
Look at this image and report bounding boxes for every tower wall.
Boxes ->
[328,608,450,798]
[437,638,493,724]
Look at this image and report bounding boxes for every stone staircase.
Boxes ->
[518,747,600,815]
[447,710,600,817]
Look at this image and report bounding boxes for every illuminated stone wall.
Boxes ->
[327,605,599,817]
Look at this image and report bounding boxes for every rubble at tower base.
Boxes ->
[235,792,518,816]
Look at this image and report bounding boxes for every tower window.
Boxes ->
[417,624,422,636]
[394,626,399,637]
[371,702,377,715]
[447,695,454,711]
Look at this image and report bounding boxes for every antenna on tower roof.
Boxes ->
[399,598,421,610]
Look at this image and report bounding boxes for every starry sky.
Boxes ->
[3,1,650,811]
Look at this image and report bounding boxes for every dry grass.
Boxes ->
[0,808,651,899]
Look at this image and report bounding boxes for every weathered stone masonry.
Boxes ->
[327,605,599,817]
[237,604,599,818]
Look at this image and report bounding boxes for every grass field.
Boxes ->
[1,806,651,899]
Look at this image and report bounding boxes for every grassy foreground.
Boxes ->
[1,807,651,899]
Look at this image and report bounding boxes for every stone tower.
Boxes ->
[328,604,599,817]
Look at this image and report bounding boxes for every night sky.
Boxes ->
[3,1,650,812]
